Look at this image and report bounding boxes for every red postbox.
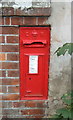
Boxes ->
[20,27,50,100]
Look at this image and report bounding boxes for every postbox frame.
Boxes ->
[19,26,50,100]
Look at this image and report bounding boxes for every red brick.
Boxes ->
[0,54,6,60]
[8,86,19,93]
[0,95,2,100]
[0,86,2,93]
[21,109,44,115]
[13,102,21,107]
[7,102,13,108]
[0,86,7,93]
[24,17,36,25]
[2,109,19,116]
[13,102,25,108]
[36,101,47,108]
[11,17,23,25]
[0,36,5,43]
[2,79,19,85]
[2,7,14,16]
[0,27,19,34]
[8,71,19,77]
[2,94,19,100]
[0,79,2,85]
[2,8,51,16]
[1,62,19,69]
[10,79,19,85]
[2,102,13,108]
[2,86,7,93]
[0,71,6,77]
[0,102,2,108]
[0,45,19,52]
[7,54,19,61]
[15,8,51,16]
[5,17,10,25]
[7,36,19,43]
[2,102,8,108]
[0,17,4,25]
[2,102,7,108]
[38,17,48,25]
[25,101,36,107]
[15,9,24,16]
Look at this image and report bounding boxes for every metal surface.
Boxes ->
[20,27,50,100]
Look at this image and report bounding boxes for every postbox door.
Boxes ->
[24,54,45,97]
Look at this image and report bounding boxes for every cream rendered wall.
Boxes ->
[0,0,50,9]
[48,2,71,98]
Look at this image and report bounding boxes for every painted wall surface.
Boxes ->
[0,0,50,9]
[48,2,71,97]
[46,2,71,116]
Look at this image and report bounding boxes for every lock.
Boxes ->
[20,27,50,100]
[29,77,31,80]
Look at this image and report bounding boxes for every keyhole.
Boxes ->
[29,78,31,80]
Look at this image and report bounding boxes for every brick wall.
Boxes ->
[0,7,51,118]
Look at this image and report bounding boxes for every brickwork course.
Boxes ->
[0,1,71,119]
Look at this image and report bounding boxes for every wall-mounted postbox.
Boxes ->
[20,27,50,100]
